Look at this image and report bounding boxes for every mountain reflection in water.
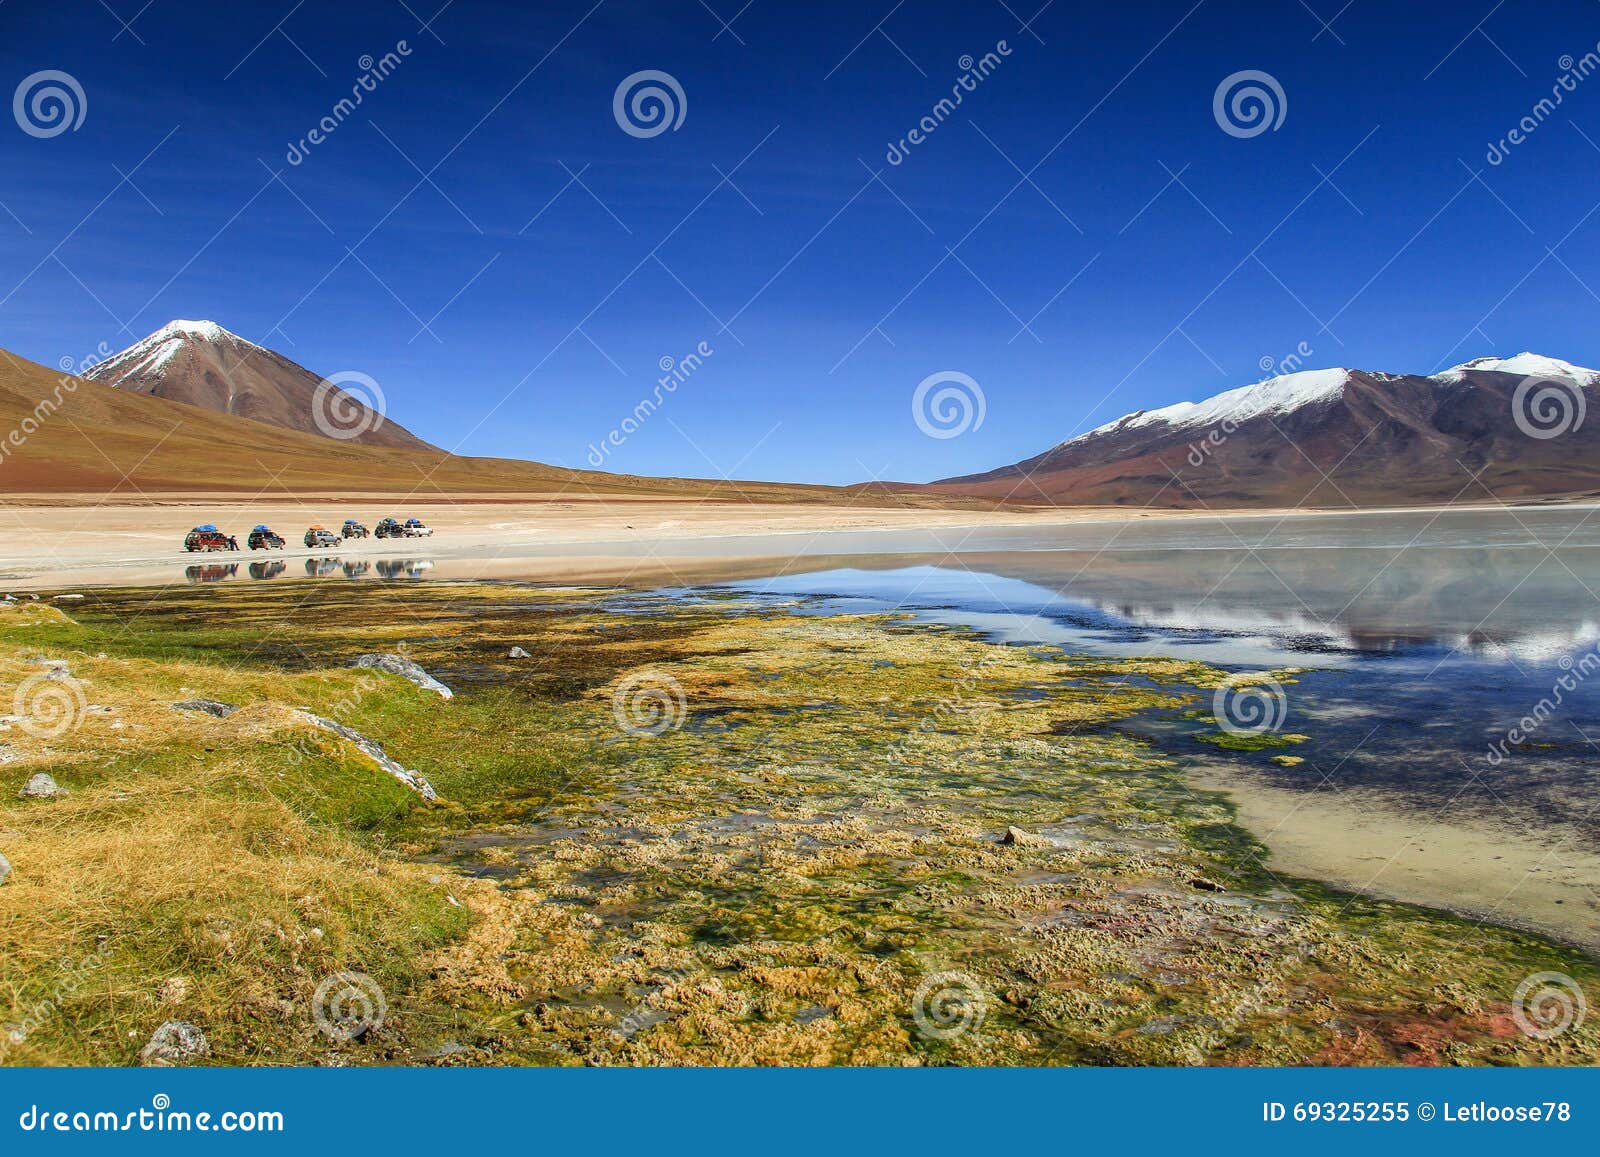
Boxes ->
[709,509,1600,850]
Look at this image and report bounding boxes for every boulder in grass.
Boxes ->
[1000,825,1049,847]
[171,698,238,718]
[299,712,439,802]
[19,773,67,800]
[351,654,452,699]
[508,646,531,659]
[139,1021,209,1066]
[0,851,10,885]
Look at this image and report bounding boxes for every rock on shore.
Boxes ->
[352,654,452,699]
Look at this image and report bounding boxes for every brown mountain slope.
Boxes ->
[84,320,436,451]
[0,345,971,505]
[931,356,1600,508]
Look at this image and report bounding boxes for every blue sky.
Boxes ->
[3,0,1600,483]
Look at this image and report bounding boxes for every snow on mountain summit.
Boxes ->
[81,320,438,451]
[940,350,1600,506]
[1434,353,1600,384]
[1059,367,1351,449]
[1057,353,1600,453]
[88,319,261,385]
[160,319,231,342]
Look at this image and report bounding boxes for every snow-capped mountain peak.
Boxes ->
[88,319,261,385]
[1433,352,1600,384]
[159,318,231,342]
[1057,367,1351,449]
[81,320,437,451]
[1055,353,1600,453]
[939,350,1600,507]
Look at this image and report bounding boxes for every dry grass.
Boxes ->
[5,586,1596,1068]
[0,603,498,1064]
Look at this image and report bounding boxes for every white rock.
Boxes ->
[18,773,68,800]
[351,654,452,699]
[138,1020,209,1066]
[299,711,439,801]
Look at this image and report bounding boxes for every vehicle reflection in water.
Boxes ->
[376,558,434,579]
[186,557,437,584]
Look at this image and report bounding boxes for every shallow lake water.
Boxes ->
[145,505,1600,944]
[701,508,1600,838]
[682,507,1600,949]
[168,506,1600,833]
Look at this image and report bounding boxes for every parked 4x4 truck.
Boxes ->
[247,525,285,550]
[184,525,233,552]
[375,517,432,539]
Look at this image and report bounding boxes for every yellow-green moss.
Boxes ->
[1,583,1594,1067]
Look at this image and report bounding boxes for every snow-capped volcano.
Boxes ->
[87,318,230,383]
[1431,352,1600,385]
[1057,367,1353,449]
[936,354,1600,508]
[85,320,436,451]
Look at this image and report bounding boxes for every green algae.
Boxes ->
[4,581,1596,1067]
[1195,731,1311,751]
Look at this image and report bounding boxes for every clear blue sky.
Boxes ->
[3,0,1599,483]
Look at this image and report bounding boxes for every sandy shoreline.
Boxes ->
[1,493,1589,592]
[0,496,1038,590]
[1190,763,1600,955]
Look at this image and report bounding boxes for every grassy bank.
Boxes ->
[1,582,1595,1066]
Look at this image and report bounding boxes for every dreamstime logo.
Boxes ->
[1212,70,1286,139]
[912,371,985,439]
[282,669,384,766]
[1186,342,1314,469]
[285,42,412,165]
[587,340,714,467]
[0,349,97,470]
[312,971,387,1041]
[1512,971,1587,1040]
[13,70,87,138]
[613,70,686,139]
[884,649,1008,766]
[58,340,116,378]
[1511,375,1586,440]
[610,966,692,1042]
[911,971,988,1040]
[311,371,386,441]
[885,41,1012,165]
[1211,673,1287,737]
[612,670,687,737]
[1486,646,1600,765]
[0,939,115,1061]
[12,670,87,739]
[1487,46,1600,165]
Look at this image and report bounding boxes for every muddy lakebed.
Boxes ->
[4,572,1595,1066]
